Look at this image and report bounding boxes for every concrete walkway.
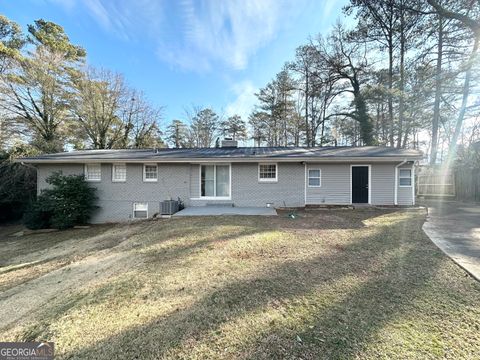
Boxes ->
[422,200,480,281]
[173,206,277,217]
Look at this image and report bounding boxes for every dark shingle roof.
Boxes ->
[18,146,423,163]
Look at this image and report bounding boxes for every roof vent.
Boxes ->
[221,138,238,148]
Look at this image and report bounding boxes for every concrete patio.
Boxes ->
[173,206,277,217]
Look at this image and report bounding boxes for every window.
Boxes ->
[399,169,412,186]
[85,163,101,181]
[201,164,230,198]
[143,164,158,182]
[133,202,148,219]
[258,164,277,182]
[308,169,321,187]
[112,164,126,182]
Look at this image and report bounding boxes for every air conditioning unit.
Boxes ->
[161,200,179,215]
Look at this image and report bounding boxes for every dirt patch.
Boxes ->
[0,249,136,330]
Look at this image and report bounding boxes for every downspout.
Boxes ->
[394,159,408,206]
[412,161,417,206]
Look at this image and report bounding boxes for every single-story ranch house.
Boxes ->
[20,142,423,223]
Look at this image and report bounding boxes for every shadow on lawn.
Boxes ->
[59,210,454,359]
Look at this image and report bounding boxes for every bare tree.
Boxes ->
[72,67,126,149]
[119,89,163,148]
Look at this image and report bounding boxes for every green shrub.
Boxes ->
[0,147,37,223]
[24,172,98,230]
[23,202,53,230]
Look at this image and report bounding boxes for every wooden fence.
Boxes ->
[416,167,455,197]
[416,165,480,202]
[454,167,480,202]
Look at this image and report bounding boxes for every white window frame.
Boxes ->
[308,168,321,187]
[258,163,278,183]
[132,202,148,219]
[84,163,101,182]
[199,164,231,200]
[112,164,126,182]
[399,168,412,187]
[143,163,158,182]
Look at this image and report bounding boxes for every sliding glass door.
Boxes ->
[201,164,230,198]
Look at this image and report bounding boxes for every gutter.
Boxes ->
[19,161,38,170]
[394,159,408,205]
[15,156,424,164]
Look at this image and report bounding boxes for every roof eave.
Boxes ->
[16,155,424,164]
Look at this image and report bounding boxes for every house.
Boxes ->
[19,141,423,223]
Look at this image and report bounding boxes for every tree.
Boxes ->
[72,67,126,149]
[347,0,421,148]
[119,89,163,148]
[425,0,480,162]
[188,107,218,147]
[275,68,297,146]
[249,111,270,146]
[319,24,374,145]
[346,0,399,146]
[0,16,25,150]
[0,19,85,152]
[0,144,37,223]
[288,45,318,146]
[166,119,189,148]
[0,15,24,74]
[219,115,247,141]
[72,68,163,149]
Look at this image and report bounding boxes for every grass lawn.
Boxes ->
[0,209,479,359]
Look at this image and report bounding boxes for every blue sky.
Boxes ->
[1,0,348,125]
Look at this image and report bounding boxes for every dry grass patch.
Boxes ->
[0,209,479,359]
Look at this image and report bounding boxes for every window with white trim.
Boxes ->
[133,202,148,218]
[85,163,101,181]
[200,164,230,197]
[308,169,321,187]
[399,169,412,186]
[258,164,277,182]
[112,164,126,182]
[143,164,158,182]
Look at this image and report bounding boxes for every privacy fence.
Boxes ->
[454,166,480,202]
[416,165,480,202]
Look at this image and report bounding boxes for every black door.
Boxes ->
[352,166,369,203]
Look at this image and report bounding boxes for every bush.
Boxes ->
[23,202,53,230]
[24,172,98,230]
[0,148,37,223]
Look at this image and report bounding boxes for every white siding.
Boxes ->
[305,163,351,205]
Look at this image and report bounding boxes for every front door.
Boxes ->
[352,166,369,203]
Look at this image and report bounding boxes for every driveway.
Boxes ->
[422,200,480,280]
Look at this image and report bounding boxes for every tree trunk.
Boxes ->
[430,15,443,165]
[446,36,479,162]
[353,79,374,145]
[397,4,406,148]
[304,72,310,147]
[388,34,394,147]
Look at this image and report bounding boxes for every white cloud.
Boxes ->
[225,80,258,120]
[51,0,165,41]
[50,0,312,72]
[161,0,303,71]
